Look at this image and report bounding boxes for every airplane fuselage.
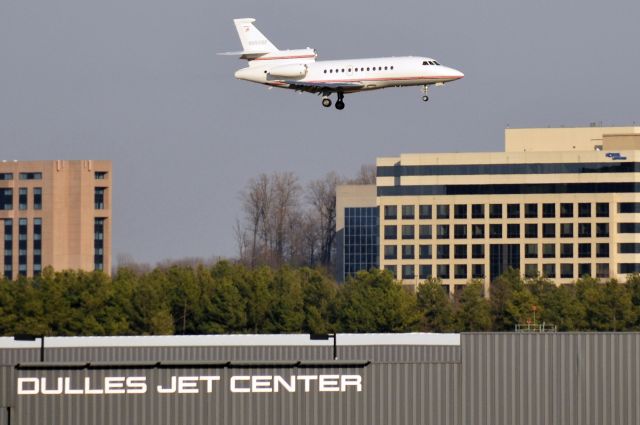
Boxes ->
[235,56,464,93]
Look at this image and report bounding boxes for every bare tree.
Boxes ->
[269,172,301,265]
[308,172,342,267]
[241,174,272,267]
[349,163,376,184]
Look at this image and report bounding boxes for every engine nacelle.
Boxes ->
[268,63,308,78]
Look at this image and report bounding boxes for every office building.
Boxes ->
[337,126,640,291]
[0,160,112,279]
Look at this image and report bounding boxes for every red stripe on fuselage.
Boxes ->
[304,75,462,83]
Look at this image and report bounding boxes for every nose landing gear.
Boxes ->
[421,85,429,102]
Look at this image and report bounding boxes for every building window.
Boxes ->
[596,263,609,278]
[489,204,502,219]
[402,265,415,279]
[454,244,467,259]
[384,205,397,220]
[618,243,640,254]
[3,219,13,280]
[578,263,591,277]
[0,189,12,210]
[33,188,42,210]
[525,223,538,238]
[344,207,379,280]
[437,205,449,219]
[578,203,591,217]
[95,218,106,271]
[384,265,397,279]
[419,225,432,239]
[95,188,106,210]
[578,243,591,258]
[472,204,484,219]
[437,264,450,279]
[542,263,556,278]
[18,218,27,277]
[18,188,27,210]
[95,171,108,179]
[560,203,573,218]
[525,244,538,258]
[472,244,484,259]
[542,203,555,218]
[437,244,450,259]
[0,173,13,180]
[524,203,538,218]
[454,204,467,219]
[33,218,42,275]
[437,225,449,239]
[560,263,573,279]
[472,224,485,239]
[596,243,609,258]
[384,225,397,240]
[454,264,467,279]
[384,245,397,260]
[542,223,555,238]
[596,223,609,237]
[489,224,502,238]
[454,224,467,239]
[402,245,415,259]
[419,205,432,219]
[402,205,414,219]
[419,265,432,280]
[19,172,42,180]
[507,224,520,238]
[618,223,640,233]
[542,243,555,258]
[617,260,640,275]
[578,223,591,238]
[507,204,520,218]
[524,264,538,278]
[472,264,485,278]
[419,245,432,259]
[618,202,640,213]
[596,203,609,217]
[560,243,573,258]
[560,223,573,238]
[402,225,415,239]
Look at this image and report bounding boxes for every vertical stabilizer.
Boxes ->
[233,18,278,53]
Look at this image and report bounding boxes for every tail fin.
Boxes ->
[233,18,278,54]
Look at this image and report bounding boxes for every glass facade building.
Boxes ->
[343,207,379,280]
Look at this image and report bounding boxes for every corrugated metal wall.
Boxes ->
[461,333,640,425]
[11,363,460,425]
[2,334,640,425]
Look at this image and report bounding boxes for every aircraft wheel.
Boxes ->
[335,101,345,110]
[322,98,332,108]
[422,95,429,102]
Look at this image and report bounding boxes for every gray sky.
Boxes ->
[1,0,639,265]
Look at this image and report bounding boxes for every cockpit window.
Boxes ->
[422,61,428,65]
[434,61,440,65]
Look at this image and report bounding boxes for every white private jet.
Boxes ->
[221,18,464,110]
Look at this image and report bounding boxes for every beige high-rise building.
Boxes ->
[0,160,112,279]
[336,126,640,293]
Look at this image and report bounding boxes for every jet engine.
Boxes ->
[267,64,308,78]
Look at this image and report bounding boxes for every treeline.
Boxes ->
[1,264,639,336]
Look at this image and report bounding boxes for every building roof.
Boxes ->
[0,333,460,349]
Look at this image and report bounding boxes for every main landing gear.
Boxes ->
[321,92,345,110]
[421,85,429,102]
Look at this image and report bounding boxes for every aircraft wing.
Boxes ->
[283,80,364,93]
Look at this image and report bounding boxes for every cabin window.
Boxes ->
[324,70,327,73]
[384,66,388,70]
[329,69,333,73]
[348,68,351,72]
[367,67,370,71]
[390,66,394,70]
[341,69,345,72]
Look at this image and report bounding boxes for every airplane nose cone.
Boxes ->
[450,68,464,79]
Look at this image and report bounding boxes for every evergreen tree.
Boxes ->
[456,282,492,331]
[416,278,455,332]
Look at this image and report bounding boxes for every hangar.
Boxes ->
[1,332,639,425]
